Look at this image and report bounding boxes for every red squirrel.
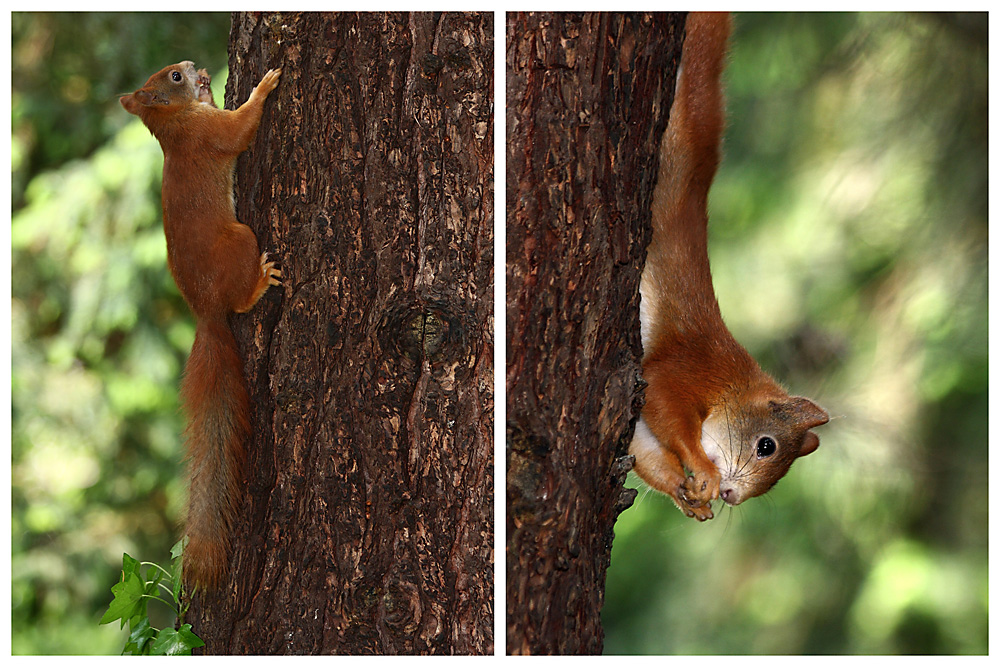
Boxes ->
[121,62,282,586]
[631,12,828,521]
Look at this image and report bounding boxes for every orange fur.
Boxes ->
[121,62,282,586]
[632,13,828,521]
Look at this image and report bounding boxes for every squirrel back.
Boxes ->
[122,62,282,586]
[631,13,828,521]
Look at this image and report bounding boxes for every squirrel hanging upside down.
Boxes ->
[121,62,282,586]
[631,12,829,521]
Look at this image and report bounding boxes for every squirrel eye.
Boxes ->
[756,436,777,458]
[171,71,182,83]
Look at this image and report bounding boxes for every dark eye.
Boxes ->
[756,436,777,458]
[171,71,182,83]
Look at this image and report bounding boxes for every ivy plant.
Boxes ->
[100,539,204,655]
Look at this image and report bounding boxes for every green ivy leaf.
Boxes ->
[123,616,156,655]
[150,624,205,655]
[102,548,200,654]
[170,538,185,605]
[122,552,141,580]
[99,571,146,628]
[170,537,186,561]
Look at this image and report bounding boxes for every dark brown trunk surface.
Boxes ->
[505,11,684,655]
[188,11,494,655]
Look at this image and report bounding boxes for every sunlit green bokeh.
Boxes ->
[11,12,231,655]
[603,13,987,655]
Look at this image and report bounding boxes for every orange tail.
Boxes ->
[642,12,733,352]
[179,315,249,589]
[663,12,731,204]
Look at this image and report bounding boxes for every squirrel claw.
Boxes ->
[668,475,717,521]
[692,504,715,521]
[677,495,715,521]
[678,469,721,518]
[257,68,282,95]
[260,252,282,286]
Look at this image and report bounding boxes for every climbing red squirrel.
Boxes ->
[631,12,828,521]
[121,62,282,586]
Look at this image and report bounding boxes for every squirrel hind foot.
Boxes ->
[261,252,282,285]
[233,252,283,313]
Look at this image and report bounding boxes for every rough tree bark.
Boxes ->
[506,12,685,655]
[187,12,494,655]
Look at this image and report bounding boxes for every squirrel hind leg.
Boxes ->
[234,251,282,313]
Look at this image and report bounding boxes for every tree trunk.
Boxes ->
[505,12,685,655]
[187,11,494,655]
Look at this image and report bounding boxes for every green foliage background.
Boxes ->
[11,12,231,654]
[603,12,988,655]
[9,11,989,656]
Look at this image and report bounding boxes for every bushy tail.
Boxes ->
[179,315,249,589]
[642,12,733,351]
[662,12,731,202]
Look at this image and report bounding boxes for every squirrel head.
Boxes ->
[120,61,200,117]
[701,388,829,506]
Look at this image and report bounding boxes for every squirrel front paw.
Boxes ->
[680,468,721,506]
[257,68,282,95]
[677,468,721,521]
[195,68,215,106]
[681,499,715,522]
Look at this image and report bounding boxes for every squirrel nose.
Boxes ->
[720,486,741,505]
